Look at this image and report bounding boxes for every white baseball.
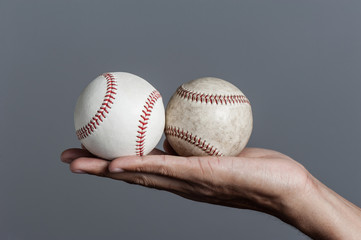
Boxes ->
[165,77,253,157]
[74,72,165,160]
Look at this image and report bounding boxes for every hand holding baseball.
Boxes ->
[61,141,307,212]
[61,141,361,240]
[66,73,361,239]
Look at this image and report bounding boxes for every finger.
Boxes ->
[70,157,110,176]
[61,148,95,163]
[109,171,189,194]
[109,154,225,182]
[163,138,178,155]
[109,171,227,207]
[109,155,184,176]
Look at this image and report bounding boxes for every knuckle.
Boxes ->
[135,166,143,172]
[199,186,216,197]
[133,175,147,185]
[196,157,205,174]
[158,166,169,176]
[160,155,168,164]
[133,175,152,187]
[153,155,173,176]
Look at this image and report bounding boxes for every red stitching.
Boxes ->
[176,85,250,105]
[135,90,162,156]
[76,73,117,140]
[165,126,223,156]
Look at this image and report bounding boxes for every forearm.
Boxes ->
[279,175,361,239]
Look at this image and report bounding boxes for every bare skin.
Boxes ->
[61,140,361,239]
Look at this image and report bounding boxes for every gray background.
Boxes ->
[1,0,360,239]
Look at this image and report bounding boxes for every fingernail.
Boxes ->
[72,169,86,174]
[110,168,124,173]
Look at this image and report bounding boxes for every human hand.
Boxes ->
[61,140,361,240]
[61,140,310,215]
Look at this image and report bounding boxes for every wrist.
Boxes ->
[278,172,361,239]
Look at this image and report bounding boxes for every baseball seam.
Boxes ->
[135,90,162,156]
[165,126,224,156]
[76,73,117,140]
[176,85,250,105]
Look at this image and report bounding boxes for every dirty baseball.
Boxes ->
[165,77,253,157]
